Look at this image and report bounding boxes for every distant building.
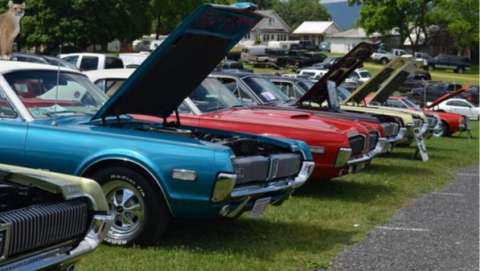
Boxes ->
[242,10,290,44]
[325,27,400,54]
[292,21,341,46]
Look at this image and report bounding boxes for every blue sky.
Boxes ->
[320,0,362,30]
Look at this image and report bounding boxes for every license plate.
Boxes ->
[250,197,271,218]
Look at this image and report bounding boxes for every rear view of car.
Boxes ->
[0,164,111,271]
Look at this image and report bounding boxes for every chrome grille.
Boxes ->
[233,153,302,185]
[0,200,89,258]
[349,135,365,157]
[427,116,438,128]
[381,122,400,137]
[369,132,379,152]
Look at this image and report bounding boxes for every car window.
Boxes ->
[385,99,407,108]
[216,77,254,104]
[80,56,99,71]
[0,90,17,118]
[242,76,290,104]
[4,70,107,119]
[447,100,471,107]
[105,57,124,69]
[273,81,296,99]
[105,79,126,97]
[63,56,79,66]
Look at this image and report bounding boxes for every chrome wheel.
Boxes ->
[433,123,445,137]
[103,181,145,243]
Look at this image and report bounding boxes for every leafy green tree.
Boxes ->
[349,0,434,53]
[273,0,330,29]
[431,0,479,53]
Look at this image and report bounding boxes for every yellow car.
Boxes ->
[0,164,112,270]
[340,58,430,161]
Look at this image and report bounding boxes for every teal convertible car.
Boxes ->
[0,4,314,246]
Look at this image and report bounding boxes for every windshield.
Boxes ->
[358,71,371,78]
[4,70,107,119]
[296,80,313,93]
[190,78,243,113]
[243,76,291,104]
[402,97,421,109]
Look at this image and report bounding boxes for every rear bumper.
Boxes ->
[1,214,113,271]
[219,161,315,218]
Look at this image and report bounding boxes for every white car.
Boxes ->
[298,68,328,80]
[435,98,480,120]
[84,68,135,96]
[59,53,124,71]
[346,69,371,84]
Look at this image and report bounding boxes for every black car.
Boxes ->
[216,60,253,73]
[312,57,341,70]
[428,54,470,73]
[410,82,463,105]
[276,50,326,68]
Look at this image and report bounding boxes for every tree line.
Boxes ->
[2,0,477,55]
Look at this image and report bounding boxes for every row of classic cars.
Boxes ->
[0,3,474,270]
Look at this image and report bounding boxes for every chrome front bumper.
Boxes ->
[219,161,315,218]
[1,214,113,271]
[387,128,407,144]
[230,161,315,198]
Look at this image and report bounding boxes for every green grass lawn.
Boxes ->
[79,122,479,271]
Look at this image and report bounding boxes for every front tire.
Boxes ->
[381,58,389,65]
[91,167,170,246]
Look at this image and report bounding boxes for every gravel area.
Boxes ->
[330,166,479,271]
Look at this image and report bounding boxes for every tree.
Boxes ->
[0,0,150,52]
[431,0,479,54]
[273,0,330,30]
[349,0,434,53]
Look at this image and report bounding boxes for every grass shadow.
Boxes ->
[293,178,394,203]
[141,219,358,261]
[363,164,434,176]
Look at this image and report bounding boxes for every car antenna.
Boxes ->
[55,46,62,114]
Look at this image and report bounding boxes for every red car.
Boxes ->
[92,71,385,180]
[177,78,386,179]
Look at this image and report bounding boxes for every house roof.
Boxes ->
[293,21,340,35]
[252,10,291,33]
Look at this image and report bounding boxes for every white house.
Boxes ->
[292,21,341,46]
[326,28,401,53]
[242,10,291,44]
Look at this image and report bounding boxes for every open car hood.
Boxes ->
[92,4,262,120]
[367,59,423,104]
[297,42,376,106]
[426,88,468,108]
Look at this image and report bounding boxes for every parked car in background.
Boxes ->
[11,52,79,70]
[216,60,253,73]
[298,68,328,80]
[90,69,384,180]
[319,41,330,52]
[410,82,463,105]
[0,4,314,245]
[276,50,326,68]
[0,164,111,271]
[371,48,406,64]
[402,52,432,67]
[312,57,340,70]
[433,98,480,120]
[386,96,470,137]
[119,52,150,68]
[427,54,470,73]
[461,85,479,106]
[59,53,124,71]
[347,69,371,84]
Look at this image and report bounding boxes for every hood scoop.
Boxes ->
[92,4,262,121]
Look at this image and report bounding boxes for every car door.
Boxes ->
[0,85,28,165]
[446,100,473,117]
